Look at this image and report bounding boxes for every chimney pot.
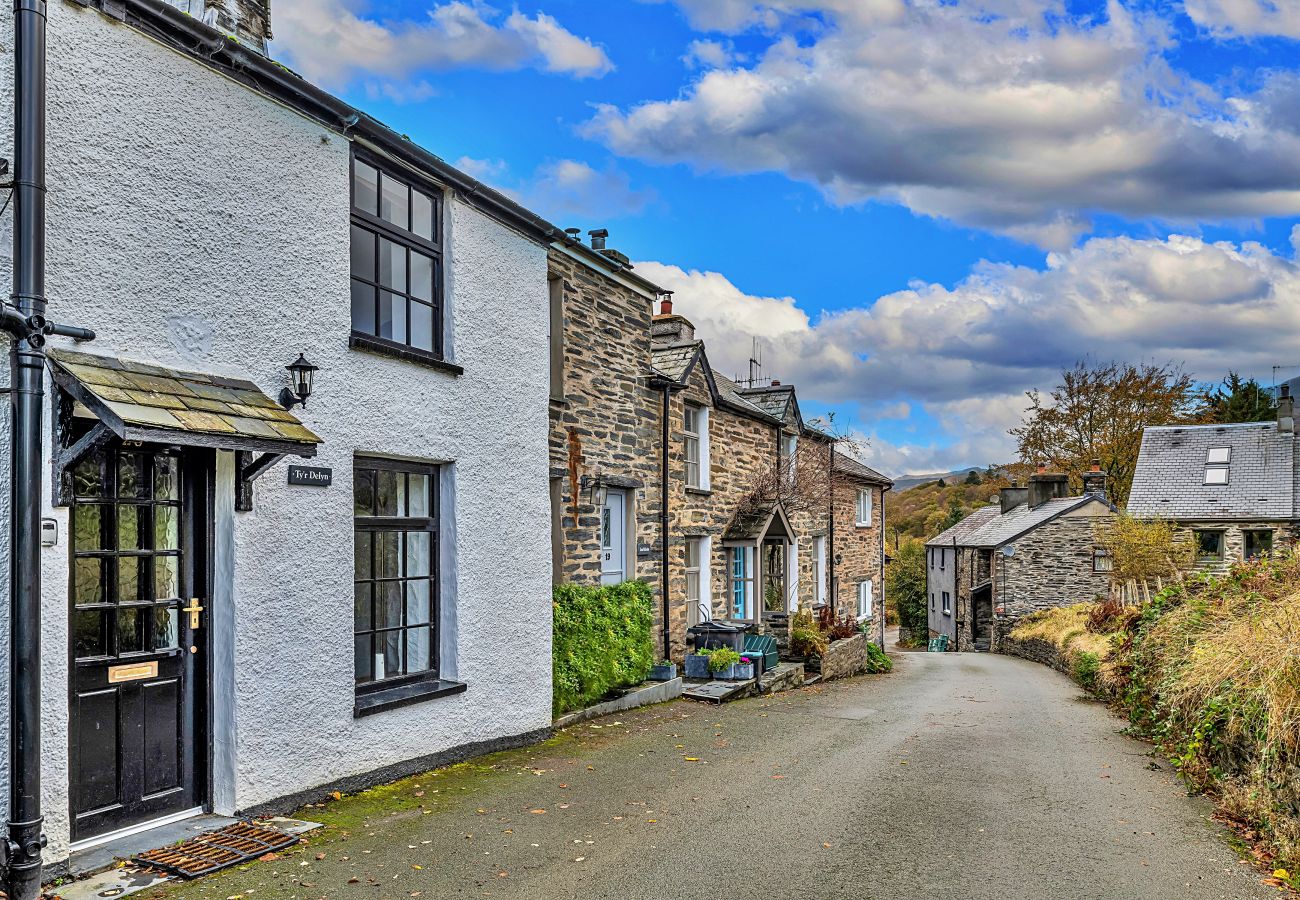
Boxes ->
[771,380,781,386]
[1279,385,1295,435]
[660,293,674,316]
[564,227,581,241]
[589,228,609,251]
[1090,458,1101,472]
[1036,463,1047,474]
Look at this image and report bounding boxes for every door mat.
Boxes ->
[132,821,299,879]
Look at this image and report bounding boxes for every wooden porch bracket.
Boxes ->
[236,450,287,512]
[51,420,114,507]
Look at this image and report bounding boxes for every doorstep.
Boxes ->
[53,816,322,900]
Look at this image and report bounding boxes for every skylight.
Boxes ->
[1205,447,1230,485]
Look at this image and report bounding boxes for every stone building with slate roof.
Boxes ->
[646,299,892,658]
[0,0,560,867]
[926,470,1116,651]
[1128,394,1299,574]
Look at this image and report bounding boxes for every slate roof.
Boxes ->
[650,342,701,382]
[926,495,1112,549]
[722,502,791,542]
[737,386,792,419]
[49,349,321,453]
[833,454,893,487]
[925,505,1001,547]
[713,372,779,420]
[1127,421,1296,520]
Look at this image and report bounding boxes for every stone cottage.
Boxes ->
[1128,391,1298,573]
[1,0,560,873]
[926,469,1116,651]
[647,300,891,657]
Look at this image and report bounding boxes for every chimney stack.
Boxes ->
[1280,384,1294,435]
[999,481,1029,514]
[1028,469,1070,508]
[1082,458,1108,499]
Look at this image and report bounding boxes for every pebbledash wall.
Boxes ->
[0,1,552,862]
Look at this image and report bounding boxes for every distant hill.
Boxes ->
[892,465,1007,493]
[886,465,1015,542]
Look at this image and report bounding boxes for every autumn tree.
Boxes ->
[886,539,928,644]
[1092,515,1193,604]
[1198,372,1276,424]
[1010,361,1199,506]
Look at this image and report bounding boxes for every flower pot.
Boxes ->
[710,663,737,680]
[734,661,756,680]
[684,654,711,679]
[649,663,678,682]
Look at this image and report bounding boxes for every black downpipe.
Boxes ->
[879,484,889,648]
[6,0,50,895]
[659,385,671,661]
[827,443,835,616]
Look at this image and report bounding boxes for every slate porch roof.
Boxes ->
[722,501,792,542]
[1127,421,1296,520]
[833,454,893,487]
[650,341,702,382]
[49,349,321,455]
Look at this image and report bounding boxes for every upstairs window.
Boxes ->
[350,154,443,358]
[781,433,798,476]
[684,405,710,489]
[1204,447,1230,485]
[856,489,873,526]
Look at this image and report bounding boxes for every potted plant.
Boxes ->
[684,652,712,679]
[706,646,741,680]
[734,655,756,680]
[649,659,678,681]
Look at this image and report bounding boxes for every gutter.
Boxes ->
[73,0,564,245]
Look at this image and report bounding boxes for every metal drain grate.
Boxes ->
[133,821,299,878]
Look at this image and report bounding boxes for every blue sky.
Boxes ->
[271,0,1300,475]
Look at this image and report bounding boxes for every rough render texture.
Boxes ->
[926,545,958,641]
[546,249,661,599]
[0,3,552,861]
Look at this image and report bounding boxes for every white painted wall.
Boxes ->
[0,2,553,861]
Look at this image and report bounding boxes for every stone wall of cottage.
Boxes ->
[547,249,661,599]
[666,366,780,659]
[1169,521,1295,577]
[831,475,886,633]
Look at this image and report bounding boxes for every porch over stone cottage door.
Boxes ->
[68,446,209,843]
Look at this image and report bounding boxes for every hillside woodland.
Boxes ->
[885,466,1020,543]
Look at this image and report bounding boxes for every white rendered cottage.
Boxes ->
[0,0,556,869]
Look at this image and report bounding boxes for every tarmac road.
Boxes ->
[147,649,1280,900]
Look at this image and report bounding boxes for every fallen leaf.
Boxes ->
[823,842,832,848]
[347,878,360,885]
[315,853,326,861]
[412,865,423,870]
[531,808,547,814]
[331,791,342,801]
[684,757,700,762]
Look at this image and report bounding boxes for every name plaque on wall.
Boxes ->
[288,465,333,487]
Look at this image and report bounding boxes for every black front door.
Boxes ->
[69,446,209,842]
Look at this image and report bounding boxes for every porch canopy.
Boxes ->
[47,349,322,506]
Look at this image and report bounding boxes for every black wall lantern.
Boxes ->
[279,353,319,410]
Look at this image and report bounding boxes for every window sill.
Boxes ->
[354,678,467,718]
[854,523,873,529]
[685,487,713,496]
[349,332,464,376]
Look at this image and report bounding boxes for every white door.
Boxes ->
[600,491,627,585]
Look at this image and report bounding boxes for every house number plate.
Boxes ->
[108,661,158,684]
[287,465,333,487]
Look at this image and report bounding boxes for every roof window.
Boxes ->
[1205,447,1230,485]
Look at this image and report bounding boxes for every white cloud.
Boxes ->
[682,39,745,69]
[590,1,1300,246]
[452,157,657,220]
[271,0,613,89]
[639,231,1300,475]
[1184,0,1300,39]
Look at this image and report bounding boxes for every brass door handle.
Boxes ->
[182,598,205,630]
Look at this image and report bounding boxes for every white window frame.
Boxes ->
[684,404,711,490]
[856,488,873,526]
[942,590,951,614]
[856,580,874,621]
[685,536,713,625]
[782,433,798,477]
[812,536,826,606]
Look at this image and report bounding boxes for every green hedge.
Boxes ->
[552,580,655,717]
